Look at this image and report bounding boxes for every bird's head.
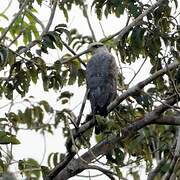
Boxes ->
[88,42,108,54]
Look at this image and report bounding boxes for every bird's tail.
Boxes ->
[98,105,108,117]
[92,109,101,134]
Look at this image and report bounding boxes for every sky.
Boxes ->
[0,0,159,179]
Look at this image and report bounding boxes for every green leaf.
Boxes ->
[78,69,85,86]
[62,7,69,22]
[0,46,8,68]
[114,148,125,165]
[67,61,79,85]
[0,131,20,144]
[26,61,38,84]
[0,159,6,172]
[24,108,33,127]
[130,26,145,55]
[41,31,63,51]
[33,57,47,72]
[47,152,54,168]
[53,152,59,166]
[39,100,53,113]
[36,0,43,5]
[59,91,73,99]
[7,50,16,66]
[41,166,50,179]
[0,13,8,21]
[18,158,40,179]
[31,24,40,39]
[23,27,32,45]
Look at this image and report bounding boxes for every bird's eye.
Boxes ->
[93,45,99,48]
[93,44,103,48]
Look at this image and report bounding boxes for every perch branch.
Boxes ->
[53,95,178,179]
[107,61,179,113]
[65,62,179,152]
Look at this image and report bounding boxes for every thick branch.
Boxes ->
[46,152,76,180]
[107,62,179,113]
[65,62,179,153]
[153,116,180,125]
[41,0,57,36]
[54,95,178,179]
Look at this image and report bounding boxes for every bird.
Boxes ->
[86,42,118,119]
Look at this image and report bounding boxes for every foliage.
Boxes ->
[0,0,179,179]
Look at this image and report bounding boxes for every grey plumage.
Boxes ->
[86,43,117,117]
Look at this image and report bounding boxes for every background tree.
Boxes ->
[0,0,179,179]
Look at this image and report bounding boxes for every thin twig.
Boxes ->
[1,0,12,14]
[103,0,166,42]
[61,40,87,68]
[88,165,116,180]
[7,28,26,48]
[8,0,165,65]
[128,58,147,85]
[99,21,106,37]
[41,0,57,37]
[163,57,180,97]
[58,0,166,64]
[66,62,180,153]
[76,89,88,127]
[82,3,97,41]
[144,91,180,113]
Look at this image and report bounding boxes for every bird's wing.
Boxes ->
[86,52,117,109]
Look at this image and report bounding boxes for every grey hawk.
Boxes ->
[86,42,118,117]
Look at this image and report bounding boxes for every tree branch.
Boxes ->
[46,152,76,180]
[107,61,179,113]
[18,0,58,55]
[41,0,57,37]
[56,0,166,65]
[53,95,178,179]
[76,89,88,127]
[65,62,179,153]
[163,128,180,180]
[102,0,166,42]
[61,40,87,68]
[82,3,97,42]
[88,165,116,180]
[0,0,29,42]
[147,159,166,180]
[153,116,180,125]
